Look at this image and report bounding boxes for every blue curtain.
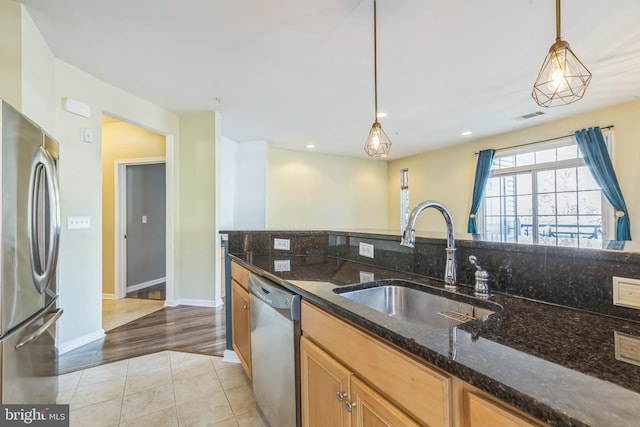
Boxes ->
[574,127,631,241]
[468,149,496,233]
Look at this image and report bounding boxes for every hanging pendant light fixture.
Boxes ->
[364,0,392,158]
[532,0,592,107]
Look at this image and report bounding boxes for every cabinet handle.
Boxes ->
[345,401,357,412]
[336,392,347,402]
[243,304,248,310]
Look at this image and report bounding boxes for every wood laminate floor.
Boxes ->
[59,305,226,375]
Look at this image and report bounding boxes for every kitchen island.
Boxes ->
[228,251,640,427]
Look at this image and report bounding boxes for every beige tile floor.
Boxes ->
[57,350,268,427]
[102,298,165,332]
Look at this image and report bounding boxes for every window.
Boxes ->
[400,169,409,230]
[480,133,612,248]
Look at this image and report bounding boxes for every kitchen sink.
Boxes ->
[334,280,500,329]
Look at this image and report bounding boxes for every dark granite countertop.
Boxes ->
[229,253,640,427]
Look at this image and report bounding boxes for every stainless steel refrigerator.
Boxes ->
[0,100,63,403]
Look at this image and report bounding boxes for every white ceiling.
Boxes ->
[19,0,640,159]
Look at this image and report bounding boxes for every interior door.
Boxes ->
[125,163,166,293]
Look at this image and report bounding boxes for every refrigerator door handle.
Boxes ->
[43,147,61,290]
[0,295,58,344]
[15,308,63,350]
[27,146,61,294]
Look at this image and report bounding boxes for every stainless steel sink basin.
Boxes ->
[334,281,498,329]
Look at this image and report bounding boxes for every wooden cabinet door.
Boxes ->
[301,300,451,426]
[231,261,250,290]
[349,377,420,427]
[231,281,252,379]
[300,336,352,427]
[467,392,542,427]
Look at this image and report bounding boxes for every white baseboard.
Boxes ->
[164,298,223,308]
[102,293,116,300]
[126,277,166,293]
[57,329,106,355]
[223,350,241,364]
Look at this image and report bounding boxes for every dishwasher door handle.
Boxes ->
[248,274,300,321]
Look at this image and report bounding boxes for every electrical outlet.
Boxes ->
[615,331,640,367]
[274,238,290,250]
[359,242,374,258]
[274,259,291,272]
[360,271,375,282]
[67,216,91,229]
[613,276,640,309]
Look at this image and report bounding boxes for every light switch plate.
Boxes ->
[613,276,640,309]
[80,127,93,143]
[359,242,374,258]
[67,215,91,229]
[274,238,290,250]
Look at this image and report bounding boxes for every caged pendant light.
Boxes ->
[364,0,392,158]
[532,0,592,107]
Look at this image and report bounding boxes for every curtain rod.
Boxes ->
[474,125,614,155]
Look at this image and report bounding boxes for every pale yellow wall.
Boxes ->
[176,111,218,302]
[101,120,166,295]
[388,99,640,238]
[0,0,22,109]
[52,59,179,346]
[3,4,221,348]
[21,5,55,131]
[267,148,389,229]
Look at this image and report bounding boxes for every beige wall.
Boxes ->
[388,99,640,237]
[176,112,219,302]
[101,120,166,295]
[0,1,22,109]
[1,4,182,348]
[21,6,55,131]
[267,148,389,230]
[52,60,179,347]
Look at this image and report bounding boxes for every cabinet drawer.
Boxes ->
[301,300,451,426]
[231,261,250,290]
[466,392,544,427]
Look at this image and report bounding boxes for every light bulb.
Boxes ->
[371,132,380,150]
[546,51,571,93]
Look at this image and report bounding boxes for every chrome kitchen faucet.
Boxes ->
[400,200,456,289]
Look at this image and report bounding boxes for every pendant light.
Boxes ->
[364,0,392,158]
[532,0,592,107]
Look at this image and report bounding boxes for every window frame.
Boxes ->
[478,131,614,246]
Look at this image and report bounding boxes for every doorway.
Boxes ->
[122,162,166,299]
[102,116,169,331]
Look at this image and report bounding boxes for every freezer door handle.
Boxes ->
[15,308,63,350]
[27,146,61,294]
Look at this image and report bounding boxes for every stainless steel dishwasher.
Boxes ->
[249,273,301,427]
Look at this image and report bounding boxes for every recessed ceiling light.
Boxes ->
[376,112,388,118]
[461,131,472,136]
[306,144,315,149]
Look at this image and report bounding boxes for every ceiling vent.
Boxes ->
[520,111,545,120]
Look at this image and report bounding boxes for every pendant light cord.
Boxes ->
[555,0,561,41]
[373,0,379,123]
